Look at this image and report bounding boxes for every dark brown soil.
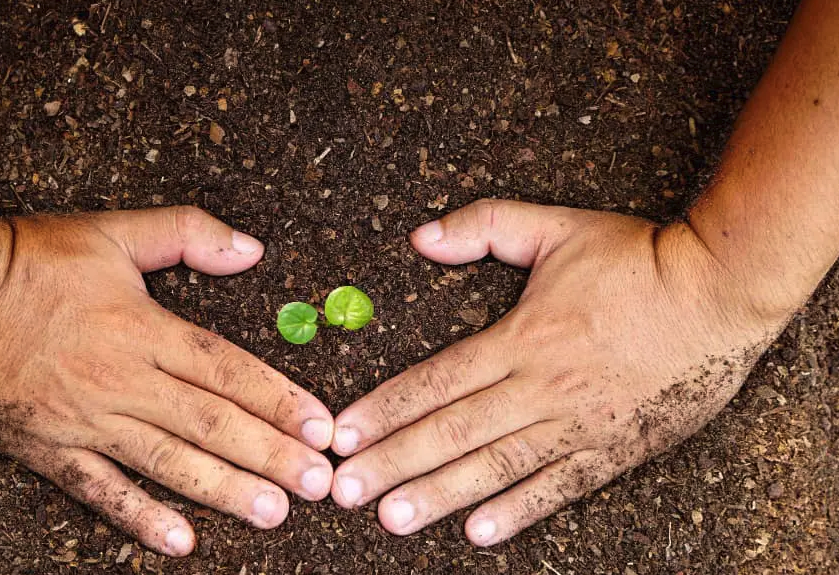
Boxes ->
[2,1,837,573]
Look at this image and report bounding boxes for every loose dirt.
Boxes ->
[1,1,836,573]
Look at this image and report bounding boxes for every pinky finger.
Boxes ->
[31,447,195,557]
[465,449,620,547]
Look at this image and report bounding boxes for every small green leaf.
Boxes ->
[277,302,319,344]
[324,286,374,330]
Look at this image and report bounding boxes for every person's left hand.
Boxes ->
[328,199,791,546]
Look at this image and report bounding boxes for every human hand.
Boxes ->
[0,207,334,556]
[329,199,791,545]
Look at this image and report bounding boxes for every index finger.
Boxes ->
[331,324,515,456]
[151,307,334,451]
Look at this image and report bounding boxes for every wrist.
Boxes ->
[658,219,799,340]
[687,190,821,327]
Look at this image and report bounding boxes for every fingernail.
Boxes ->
[164,526,193,556]
[336,475,364,506]
[301,418,331,448]
[231,230,262,254]
[386,499,416,529]
[412,220,443,244]
[471,518,497,544]
[333,426,360,454]
[252,491,284,527]
[301,466,331,499]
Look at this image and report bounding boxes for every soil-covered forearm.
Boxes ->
[689,0,839,322]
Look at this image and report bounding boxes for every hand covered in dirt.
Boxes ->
[0,208,334,556]
[330,199,792,545]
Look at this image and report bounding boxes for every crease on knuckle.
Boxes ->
[472,198,497,230]
[268,383,296,428]
[80,474,145,538]
[64,353,120,394]
[207,472,238,511]
[424,476,458,512]
[207,348,245,398]
[147,436,184,478]
[433,412,473,454]
[417,360,455,404]
[79,473,115,505]
[483,388,513,419]
[173,205,208,243]
[377,448,405,481]
[371,394,403,436]
[260,441,289,479]
[193,400,233,445]
[483,437,536,483]
[515,487,548,522]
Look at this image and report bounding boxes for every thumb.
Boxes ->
[96,206,264,275]
[410,199,569,268]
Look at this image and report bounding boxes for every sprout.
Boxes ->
[277,302,319,345]
[277,286,374,345]
[324,286,374,330]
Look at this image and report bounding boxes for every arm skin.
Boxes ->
[329,0,839,546]
[689,0,839,320]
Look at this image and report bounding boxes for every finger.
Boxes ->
[410,199,573,268]
[331,325,514,457]
[95,205,264,275]
[25,446,195,557]
[331,377,544,508]
[125,370,332,500]
[152,308,334,451]
[376,422,573,535]
[465,449,621,546]
[101,417,290,530]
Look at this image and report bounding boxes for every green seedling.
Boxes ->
[277,286,374,345]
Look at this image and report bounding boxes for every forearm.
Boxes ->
[689,0,839,321]
[0,219,12,288]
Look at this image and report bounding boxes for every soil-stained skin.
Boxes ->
[0,402,37,455]
[2,0,835,574]
[548,342,773,497]
[187,330,224,355]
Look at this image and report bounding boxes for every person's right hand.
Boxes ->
[0,207,334,556]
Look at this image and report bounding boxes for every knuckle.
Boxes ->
[193,400,233,445]
[60,352,120,394]
[207,471,239,510]
[185,327,225,356]
[516,489,548,521]
[268,385,296,427]
[483,388,513,417]
[425,477,457,509]
[540,370,584,406]
[79,474,145,531]
[88,304,153,347]
[260,441,289,479]
[472,198,498,228]
[432,412,473,453]
[208,349,246,397]
[147,436,184,478]
[482,438,534,483]
[377,448,405,480]
[173,205,209,239]
[78,473,115,504]
[417,360,456,403]
[370,394,403,436]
